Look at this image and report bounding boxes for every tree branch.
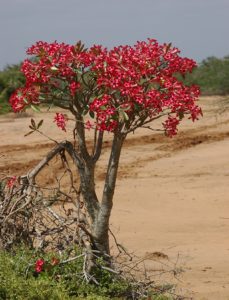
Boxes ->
[26,141,82,183]
[125,111,170,134]
[93,130,104,162]
[74,119,91,162]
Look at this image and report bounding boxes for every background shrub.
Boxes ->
[184,56,229,95]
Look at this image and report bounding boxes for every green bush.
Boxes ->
[0,246,174,299]
[0,64,25,114]
[184,56,229,95]
[0,246,130,300]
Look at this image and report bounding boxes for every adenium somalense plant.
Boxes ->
[9,39,201,256]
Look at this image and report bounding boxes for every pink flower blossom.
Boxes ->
[163,117,180,137]
[35,258,45,273]
[7,176,17,188]
[54,113,67,131]
[69,82,80,96]
[9,39,201,135]
[84,120,94,130]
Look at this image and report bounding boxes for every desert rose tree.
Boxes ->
[10,39,201,256]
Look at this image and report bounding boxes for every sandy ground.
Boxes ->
[1,96,229,299]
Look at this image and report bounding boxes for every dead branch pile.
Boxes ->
[0,144,92,255]
[0,177,86,252]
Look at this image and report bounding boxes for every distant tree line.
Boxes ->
[0,64,25,114]
[0,55,229,114]
[184,55,229,95]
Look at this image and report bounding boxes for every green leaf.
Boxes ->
[37,119,44,129]
[178,111,184,120]
[134,103,141,111]
[38,95,46,101]
[31,118,36,128]
[88,96,97,104]
[50,66,58,71]
[75,69,82,75]
[118,110,129,122]
[121,105,131,111]
[89,111,95,119]
[24,131,34,137]
[82,109,88,116]
[123,111,129,121]
[100,106,107,111]
[164,42,172,54]
[30,104,40,112]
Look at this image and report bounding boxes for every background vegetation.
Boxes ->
[0,63,25,114]
[184,56,229,95]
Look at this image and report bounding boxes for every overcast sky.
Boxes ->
[0,0,229,70]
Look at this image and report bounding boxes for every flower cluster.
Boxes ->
[89,39,201,134]
[9,39,201,136]
[35,259,45,273]
[54,113,67,131]
[163,117,180,137]
[89,94,118,131]
[84,120,94,130]
[10,87,40,112]
[69,81,80,96]
[34,257,59,274]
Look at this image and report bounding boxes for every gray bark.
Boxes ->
[91,133,125,254]
[23,125,125,257]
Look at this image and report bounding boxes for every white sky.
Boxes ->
[0,0,229,70]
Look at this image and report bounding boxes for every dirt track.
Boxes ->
[1,96,229,299]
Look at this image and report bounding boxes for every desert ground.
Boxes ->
[1,96,229,299]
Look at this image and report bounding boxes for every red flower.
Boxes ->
[84,120,94,130]
[163,116,180,137]
[9,39,201,135]
[69,81,80,96]
[35,258,45,273]
[7,176,17,188]
[54,113,67,131]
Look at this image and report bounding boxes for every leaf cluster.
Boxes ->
[25,118,43,136]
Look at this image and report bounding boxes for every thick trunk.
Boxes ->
[17,131,124,261]
[73,118,101,222]
[91,133,125,255]
[78,162,100,223]
[73,115,126,255]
